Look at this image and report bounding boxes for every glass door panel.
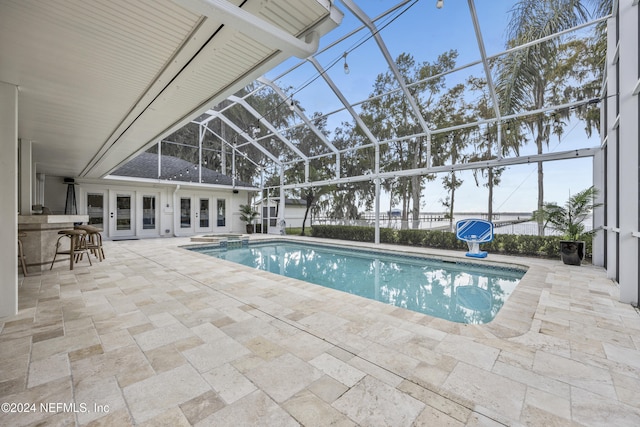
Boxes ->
[180,197,191,229]
[142,196,156,230]
[116,195,132,231]
[199,199,209,228]
[87,193,104,229]
[217,199,226,227]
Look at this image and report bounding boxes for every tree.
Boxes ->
[467,77,523,220]
[533,186,601,241]
[361,51,457,228]
[496,0,602,235]
[431,84,472,230]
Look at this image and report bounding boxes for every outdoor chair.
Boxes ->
[18,231,28,276]
[50,229,92,270]
[74,224,105,261]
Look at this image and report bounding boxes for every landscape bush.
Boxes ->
[310,225,592,260]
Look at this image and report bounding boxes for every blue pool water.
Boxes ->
[190,241,525,324]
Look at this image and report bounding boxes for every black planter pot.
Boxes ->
[245,224,254,234]
[560,240,585,265]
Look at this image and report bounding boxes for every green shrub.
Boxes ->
[516,235,541,256]
[309,225,591,260]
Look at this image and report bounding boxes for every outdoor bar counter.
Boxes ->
[18,214,89,271]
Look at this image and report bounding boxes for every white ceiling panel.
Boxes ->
[0,0,341,178]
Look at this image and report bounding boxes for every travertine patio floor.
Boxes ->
[1,236,639,426]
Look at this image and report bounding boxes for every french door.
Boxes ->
[110,191,135,238]
[86,191,106,231]
[196,197,212,233]
[180,196,213,234]
[139,193,160,236]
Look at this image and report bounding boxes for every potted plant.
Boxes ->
[239,204,259,234]
[534,186,602,265]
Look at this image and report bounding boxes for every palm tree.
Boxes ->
[496,0,607,235]
[535,186,601,241]
[533,186,602,264]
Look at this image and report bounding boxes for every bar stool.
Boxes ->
[50,229,92,270]
[74,224,105,261]
[18,231,28,276]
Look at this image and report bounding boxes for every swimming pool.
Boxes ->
[189,241,526,324]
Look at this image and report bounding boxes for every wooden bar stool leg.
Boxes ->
[18,239,28,276]
[69,234,75,270]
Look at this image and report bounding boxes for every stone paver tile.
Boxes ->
[611,371,640,408]
[75,375,126,425]
[201,363,257,404]
[0,377,73,427]
[189,322,227,343]
[465,411,507,426]
[308,375,349,404]
[68,343,104,362]
[179,390,225,425]
[348,355,404,387]
[30,328,100,361]
[309,353,365,387]
[524,387,570,420]
[133,322,195,352]
[442,362,526,423]
[195,390,298,427]
[492,360,570,399]
[136,407,191,427]
[71,344,154,389]
[245,353,322,403]
[244,336,287,360]
[277,330,334,361]
[571,386,640,427]
[93,311,150,335]
[532,350,617,400]
[148,312,179,328]
[220,316,277,342]
[84,408,133,427]
[603,342,640,371]
[145,343,187,373]
[397,379,472,424]
[357,342,421,380]
[409,361,452,389]
[182,338,251,373]
[0,376,26,396]
[283,389,356,427]
[27,353,69,388]
[123,364,210,424]
[333,375,424,427]
[509,331,571,358]
[434,335,500,370]
[413,405,466,427]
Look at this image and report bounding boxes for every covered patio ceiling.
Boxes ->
[0,0,342,178]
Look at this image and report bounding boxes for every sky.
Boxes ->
[260,0,601,214]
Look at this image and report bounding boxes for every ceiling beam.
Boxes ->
[209,111,281,165]
[175,0,320,58]
[278,147,600,190]
[227,95,308,161]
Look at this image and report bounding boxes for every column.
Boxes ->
[617,0,639,304]
[0,81,19,318]
[19,139,32,215]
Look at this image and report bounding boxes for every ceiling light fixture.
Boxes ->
[436,0,444,9]
[343,52,350,74]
